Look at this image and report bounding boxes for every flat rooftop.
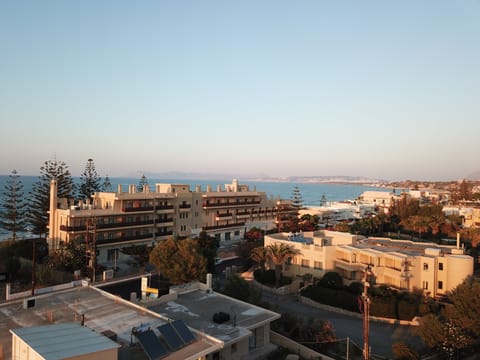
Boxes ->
[0,284,220,360]
[359,237,458,256]
[147,284,280,346]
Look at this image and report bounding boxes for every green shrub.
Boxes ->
[318,271,343,289]
[348,281,363,295]
[370,297,396,318]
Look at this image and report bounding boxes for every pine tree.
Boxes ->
[78,158,102,200]
[291,186,304,210]
[0,170,28,240]
[27,159,75,237]
[137,174,149,192]
[102,174,112,192]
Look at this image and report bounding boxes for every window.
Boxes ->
[438,281,443,290]
[314,261,323,270]
[231,343,237,354]
[301,259,310,268]
[423,263,429,271]
[438,262,443,271]
[422,281,428,290]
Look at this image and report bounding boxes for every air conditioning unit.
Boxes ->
[23,297,36,309]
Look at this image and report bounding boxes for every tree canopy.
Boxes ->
[415,276,480,357]
[149,237,207,284]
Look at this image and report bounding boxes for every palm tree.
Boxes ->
[250,246,268,271]
[266,243,300,287]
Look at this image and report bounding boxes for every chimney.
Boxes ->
[196,185,201,192]
[456,232,460,250]
[117,184,122,194]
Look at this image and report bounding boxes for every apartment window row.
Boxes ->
[422,281,444,290]
[423,262,444,271]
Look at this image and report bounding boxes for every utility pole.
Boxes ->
[31,239,36,296]
[86,219,97,283]
[362,265,372,360]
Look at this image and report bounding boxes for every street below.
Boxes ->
[260,291,422,359]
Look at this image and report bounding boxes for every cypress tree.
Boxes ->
[0,170,28,240]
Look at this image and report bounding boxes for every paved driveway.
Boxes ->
[260,291,422,359]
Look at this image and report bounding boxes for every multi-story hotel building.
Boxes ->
[264,230,473,297]
[48,179,278,263]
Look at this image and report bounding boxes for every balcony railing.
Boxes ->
[216,213,233,218]
[155,230,173,238]
[123,206,154,212]
[157,205,175,210]
[179,204,191,209]
[60,225,86,232]
[203,222,245,231]
[203,201,261,208]
[96,233,154,245]
[156,218,174,224]
[60,219,155,232]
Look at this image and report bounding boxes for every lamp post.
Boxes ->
[362,265,372,360]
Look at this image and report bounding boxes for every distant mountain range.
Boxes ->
[131,171,383,185]
[467,171,480,181]
[246,175,383,185]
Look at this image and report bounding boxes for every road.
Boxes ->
[260,291,422,359]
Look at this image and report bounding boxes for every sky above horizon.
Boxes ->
[1,1,479,181]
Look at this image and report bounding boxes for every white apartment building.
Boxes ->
[264,231,473,297]
[358,191,399,213]
[48,179,278,263]
[299,202,376,225]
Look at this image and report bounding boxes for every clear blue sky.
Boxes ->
[1,1,479,181]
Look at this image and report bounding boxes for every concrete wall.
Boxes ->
[270,331,334,360]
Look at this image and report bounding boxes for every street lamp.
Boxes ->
[362,265,373,360]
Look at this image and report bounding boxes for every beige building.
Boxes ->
[264,231,473,297]
[48,179,278,263]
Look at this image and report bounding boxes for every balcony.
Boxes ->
[215,213,233,221]
[203,222,245,231]
[334,259,365,271]
[60,219,155,232]
[179,204,191,210]
[96,233,154,245]
[203,201,261,209]
[60,225,87,232]
[122,206,154,213]
[156,217,173,223]
[155,230,173,238]
[96,219,154,229]
[157,205,175,210]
